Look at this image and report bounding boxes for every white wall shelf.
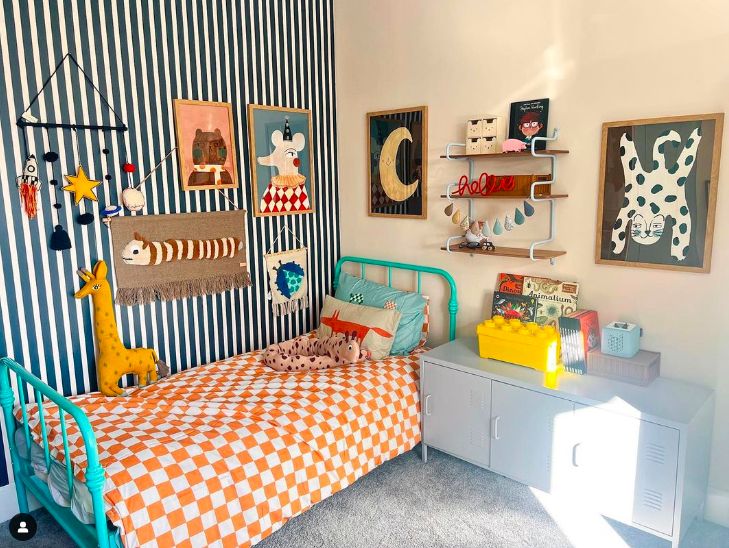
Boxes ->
[442,129,567,264]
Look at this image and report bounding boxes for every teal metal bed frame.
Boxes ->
[0,256,457,547]
[334,256,458,341]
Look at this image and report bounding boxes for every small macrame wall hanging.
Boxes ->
[264,227,309,316]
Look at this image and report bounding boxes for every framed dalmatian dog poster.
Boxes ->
[595,113,723,272]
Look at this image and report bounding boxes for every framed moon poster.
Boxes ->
[367,106,428,219]
[595,113,723,273]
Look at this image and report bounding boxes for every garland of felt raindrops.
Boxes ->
[443,196,535,236]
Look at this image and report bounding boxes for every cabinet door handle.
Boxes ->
[424,394,432,416]
[492,416,501,440]
[572,443,581,467]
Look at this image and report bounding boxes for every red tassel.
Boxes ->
[19,182,39,219]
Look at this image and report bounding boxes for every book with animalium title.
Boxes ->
[522,276,579,327]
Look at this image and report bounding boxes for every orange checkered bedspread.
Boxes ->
[16,347,423,547]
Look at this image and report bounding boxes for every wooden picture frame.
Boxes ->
[247,104,315,217]
[595,113,723,273]
[367,106,428,219]
[172,99,239,191]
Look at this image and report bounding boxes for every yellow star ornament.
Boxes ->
[63,165,100,204]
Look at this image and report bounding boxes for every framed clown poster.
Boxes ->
[247,104,315,217]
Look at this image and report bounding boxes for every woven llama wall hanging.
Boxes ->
[110,210,251,305]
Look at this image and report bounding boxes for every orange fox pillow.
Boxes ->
[318,296,402,360]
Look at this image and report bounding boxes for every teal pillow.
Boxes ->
[335,271,426,355]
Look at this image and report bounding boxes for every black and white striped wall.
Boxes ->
[0,0,339,491]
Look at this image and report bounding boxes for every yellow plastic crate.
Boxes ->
[476,316,562,373]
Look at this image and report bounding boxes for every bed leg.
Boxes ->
[87,465,110,548]
[13,475,29,513]
[421,442,428,463]
[0,364,29,512]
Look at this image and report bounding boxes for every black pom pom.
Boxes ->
[102,148,110,154]
[49,225,72,251]
[43,151,59,162]
[77,212,94,225]
[104,174,112,181]
[53,203,62,209]
[50,179,58,186]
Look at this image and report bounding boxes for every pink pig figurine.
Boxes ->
[501,139,527,153]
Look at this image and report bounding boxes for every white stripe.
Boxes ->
[163,241,174,262]
[173,3,192,370]
[130,0,159,355]
[19,0,63,390]
[153,242,163,265]
[213,239,219,260]
[1,2,48,390]
[146,0,174,370]
[230,0,246,355]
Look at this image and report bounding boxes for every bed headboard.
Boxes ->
[333,256,458,341]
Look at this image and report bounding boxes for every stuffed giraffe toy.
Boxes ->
[75,260,164,396]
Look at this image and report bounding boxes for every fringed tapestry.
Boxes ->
[264,247,309,316]
[110,210,251,305]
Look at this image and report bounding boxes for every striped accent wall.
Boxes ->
[0,0,338,488]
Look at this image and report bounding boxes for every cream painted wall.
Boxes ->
[334,0,729,510]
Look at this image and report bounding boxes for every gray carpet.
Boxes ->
[2,448,728,547]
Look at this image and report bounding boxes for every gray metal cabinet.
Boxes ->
[490,381,574,493]
[570,405,680,536]
[420,338,715,548]
[421,361,491,467]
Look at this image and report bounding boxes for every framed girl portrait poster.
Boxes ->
[173,99,239,191]
[247,104,315,217]
[595,113,723,272]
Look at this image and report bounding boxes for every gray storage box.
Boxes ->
[586,349,660,386]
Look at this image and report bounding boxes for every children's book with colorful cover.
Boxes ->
[491,292,538,322]
[496,273,524,295]
[522,276,579,327]
[558,309,599,374]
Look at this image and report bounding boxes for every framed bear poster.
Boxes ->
[172,99,239,191]
[595,113,724,273]
[247,104,315,217]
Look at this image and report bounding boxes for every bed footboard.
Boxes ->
[0,357,120,548]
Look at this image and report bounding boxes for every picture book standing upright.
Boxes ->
[558,309,600,374]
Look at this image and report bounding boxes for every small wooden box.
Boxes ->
[480,136,497,154]
[466,119,483,138]
[586,349,660,386]
[466,138,481,155]
[482,117,499,138]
